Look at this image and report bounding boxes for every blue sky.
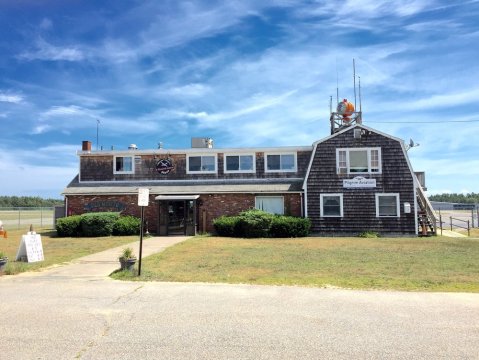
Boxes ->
[1,0,478,198]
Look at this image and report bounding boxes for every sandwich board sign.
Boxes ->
[15,232,44,263]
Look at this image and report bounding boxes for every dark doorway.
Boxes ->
[157,198,197,236]
[167,201,185,235]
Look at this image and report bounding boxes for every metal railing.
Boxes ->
[450,217,470,236]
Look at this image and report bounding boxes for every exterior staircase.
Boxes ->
[416,185,437,236]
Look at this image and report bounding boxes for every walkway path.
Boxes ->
[14,235,190,280]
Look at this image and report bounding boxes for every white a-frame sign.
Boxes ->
[15,232,44,263]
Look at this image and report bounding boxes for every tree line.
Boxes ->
[428,193,479,204]
[0,196,63,208]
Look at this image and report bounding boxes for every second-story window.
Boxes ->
[114,156,134,174]
[336,148,381,174]
[187,155,217,173]
[224,154,255,173]
[265,153,296,172]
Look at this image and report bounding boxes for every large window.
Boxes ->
[114,156,134,174]
[224,154,255,173]
[376,193,400,217]
[320,194,343,217]
[265,153,296,172]
[336,148,381,174]
[187,155,216,173]
[255,196,284,215]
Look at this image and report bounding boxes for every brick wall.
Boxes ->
[66,192,303,234]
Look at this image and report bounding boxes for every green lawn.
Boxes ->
[112,236,479,292]
[0,228,138,275]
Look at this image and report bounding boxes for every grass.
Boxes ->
[111,235,479,292]
[0,228,138,275]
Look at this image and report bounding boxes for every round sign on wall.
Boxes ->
[156,158,174,174]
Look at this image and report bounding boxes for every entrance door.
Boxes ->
[168,201,185,235]
[157,198,197,236]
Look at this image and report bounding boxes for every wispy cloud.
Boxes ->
[18,38,84,62]
[0,92,23,103]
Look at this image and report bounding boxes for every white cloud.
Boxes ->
[0,92,23,103]
[18,38,84,62]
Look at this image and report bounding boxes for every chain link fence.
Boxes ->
[0,207,58,230]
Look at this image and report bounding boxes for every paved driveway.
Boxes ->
[1,239,478,359]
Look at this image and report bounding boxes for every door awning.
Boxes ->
[155,195,200,201]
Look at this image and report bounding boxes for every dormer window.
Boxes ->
[187,155,217,173]
[114,156,134,174]
[224,154,255,173]
[265,153,297,172]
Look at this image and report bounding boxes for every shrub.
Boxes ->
[212,209,310,238]
[213,216,238,237]
[80,212,120,237]
[56,215,82,237]
[234,209,274,238]
[270,216,311,238]
[113,216,141,235]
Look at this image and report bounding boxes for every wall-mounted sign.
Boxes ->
[84,201,126,212]
[343,176,376,188]
[156,158,174,174]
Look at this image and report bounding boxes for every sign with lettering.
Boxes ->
[343,176,376,188]
[15,232,44,263]
[84,201,126,212]
[138,188,150,207]
[156,158,174,174]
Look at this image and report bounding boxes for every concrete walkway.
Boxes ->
[17,235,190,280]
[439,229,468,237]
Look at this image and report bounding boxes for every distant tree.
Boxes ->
[428,193,479,204]
[0,196,63,207]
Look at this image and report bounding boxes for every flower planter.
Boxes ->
[0,257,8,272]
[119,257,137,271]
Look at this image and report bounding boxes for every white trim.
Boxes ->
[255,195,285,215]
[113,155,135,174]
[186,154,217,174]
[335,147,382,175]
[77,146,312,156]
[414,187,419,235]
[71,178,303,186]
[320,193,344,217]
[264,152,297,173]
[304,185,308,217]
[302,142,319,190]
[375,193,400,217]
[223,153,256,174]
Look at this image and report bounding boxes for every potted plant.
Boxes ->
[119,247,137,271]
[0,251,8,273]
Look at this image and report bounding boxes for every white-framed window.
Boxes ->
[187,155,217,173]
[224,154,255,173]
[265,153,297,172]
[375,193,400,217]
[320,194,344,217]
[255,196,284,215]
[336,148,381,174]
[114,156,134,174]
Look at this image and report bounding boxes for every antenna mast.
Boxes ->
[358,76,362,112]
[96,119,100,151]
[336,59,339,105]
[329,95,332,114]
[353,58,357,108]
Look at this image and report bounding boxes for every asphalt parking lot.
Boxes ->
[2,272,478,359]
